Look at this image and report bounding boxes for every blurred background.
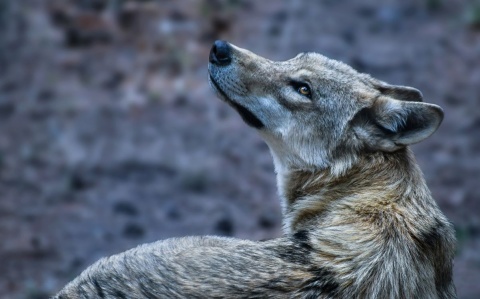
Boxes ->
[0,0,479,298]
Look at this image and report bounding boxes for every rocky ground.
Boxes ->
[0,0,479,298]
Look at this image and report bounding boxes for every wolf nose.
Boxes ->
[209,40,231,66]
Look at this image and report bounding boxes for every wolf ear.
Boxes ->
[352,97,443,152]
[373,81,423,102]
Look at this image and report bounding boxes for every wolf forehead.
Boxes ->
[286,52,361,77]
[239,51,360,83]
[291,53,421,99]
[289,53,379,93]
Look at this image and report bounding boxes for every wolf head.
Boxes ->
[208,41,443,174]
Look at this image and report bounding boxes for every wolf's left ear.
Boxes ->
[352,97,444,152]
[373,81,424,102]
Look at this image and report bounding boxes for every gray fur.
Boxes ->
[53,42,456,299]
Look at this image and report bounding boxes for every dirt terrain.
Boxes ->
[0,1,479,298]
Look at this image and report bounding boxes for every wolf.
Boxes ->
[53,40,456,298]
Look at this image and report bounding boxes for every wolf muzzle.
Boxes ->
[208,41,265,129]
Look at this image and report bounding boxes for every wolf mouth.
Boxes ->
[209,74,264,129]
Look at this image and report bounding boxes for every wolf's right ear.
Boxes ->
[351,97,443,152]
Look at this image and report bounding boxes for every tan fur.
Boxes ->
[53,41,456,299]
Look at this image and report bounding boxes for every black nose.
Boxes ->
[209,40,231,66]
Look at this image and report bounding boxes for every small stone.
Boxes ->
[214,217,234,236]
[122,222,145,239]
[258,212,279,229]
[113,201,139,217]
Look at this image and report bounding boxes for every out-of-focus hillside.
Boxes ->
[0,1,479,298]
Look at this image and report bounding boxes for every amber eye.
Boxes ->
[290,80,312,99]
[298,85,310,96]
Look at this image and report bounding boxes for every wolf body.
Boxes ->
[54,41,456,299]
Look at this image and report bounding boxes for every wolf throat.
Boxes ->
[209,75,264,129]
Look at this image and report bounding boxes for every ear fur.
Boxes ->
[352,97,444,152]
[373,81,424,102]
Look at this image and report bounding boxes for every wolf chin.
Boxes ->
[53,41,456,299]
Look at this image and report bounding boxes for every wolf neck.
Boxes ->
[276,147,431,233]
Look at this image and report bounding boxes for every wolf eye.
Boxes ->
[298,86,310,96]
[290,80,312,99]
